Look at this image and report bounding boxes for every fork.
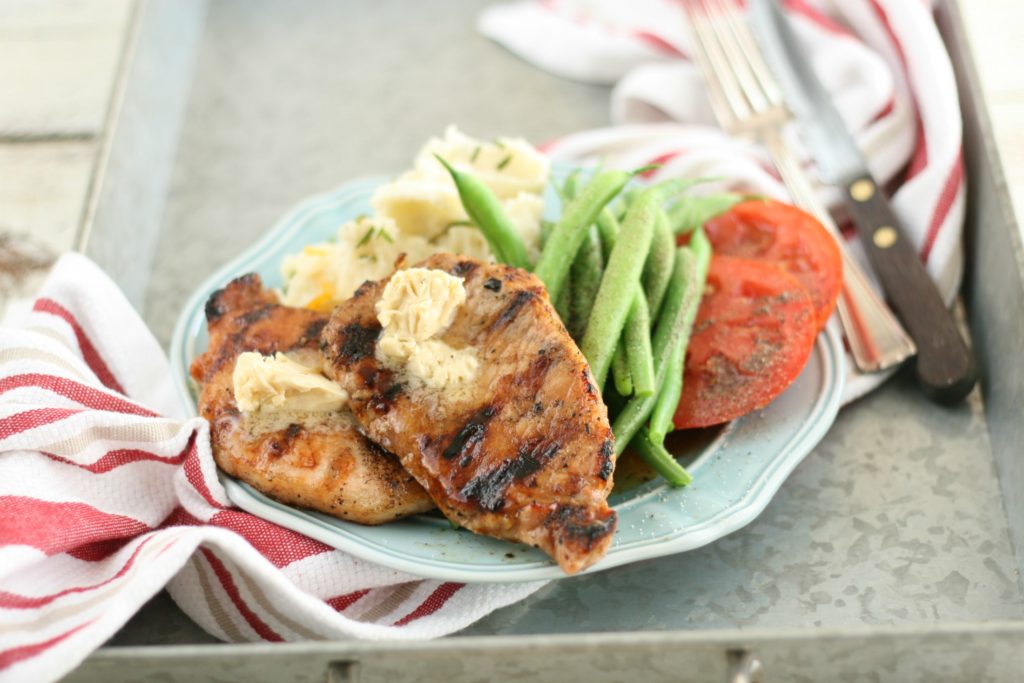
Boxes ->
[684,0,916,373]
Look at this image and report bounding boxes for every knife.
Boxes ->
[749,0,976,404]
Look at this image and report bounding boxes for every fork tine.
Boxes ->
[704,0,770,113]
[715,0,786,107]
[684,0,749,128]
[686,0,789,135]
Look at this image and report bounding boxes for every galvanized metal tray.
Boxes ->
[71,0,1024,680]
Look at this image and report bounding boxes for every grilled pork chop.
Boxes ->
[320,254,617,574]
[190,273,434,524]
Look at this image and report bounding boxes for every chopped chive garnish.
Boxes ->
[496,153,513,170]
[493,139,506,149]
[378,228,393,243]
[470,145,481,162]
[356,227,375,247]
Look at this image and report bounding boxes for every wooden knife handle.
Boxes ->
[842,175,976,403]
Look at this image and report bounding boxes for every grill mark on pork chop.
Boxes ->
[235,305,274,327]
[352,280,376,299]
[205,296,228,322]
[370,380,405,413]
[598,439,614,480]
[207,319,285,377]
[265,422,304,459]
[205,272,264,322]
[522,351,556,391]
[492,289,536,331]
[549,505,617,548]
[483,277,502,292]
[337,322,381,362]
[301,318,328,344]
[460,440,561,512]
[441,405,497,462]
[452,260,478,277]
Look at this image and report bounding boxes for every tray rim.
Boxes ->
[79,0,1024,662]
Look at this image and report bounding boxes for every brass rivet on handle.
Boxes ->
[850,179,875,202]
[873,226,898,249]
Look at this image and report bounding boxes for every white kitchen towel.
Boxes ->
[479,0,966,402]
[0,253,545,683]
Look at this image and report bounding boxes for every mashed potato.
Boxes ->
[279,216,434,311]
[280,127,548,310]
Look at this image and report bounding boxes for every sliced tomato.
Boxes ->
[673,254,817,430]
[703,199,842,331]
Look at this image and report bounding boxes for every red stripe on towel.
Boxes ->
[393,583,464,626]
[32,298,125,394]
[0,374,155,417]
[200,549,283,642]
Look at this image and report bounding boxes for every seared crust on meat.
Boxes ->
[190,274,434,525]
[321,254,617,574]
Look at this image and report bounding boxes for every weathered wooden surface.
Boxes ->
[0,0,133,314]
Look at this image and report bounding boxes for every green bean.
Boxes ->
[689,223,713,281]
[553,169,580,205]
[624,291,655,397]
[534,170,632,303]
[567,226,604,341]
[616,186,642,221]
[580,187,660,387]
[595,207,620,261]
[630,428,692,487]
[611,341,633,396]
[667,193,744,235]
[643,210,676,321]
[562,169,580,202]
[580,178,694,388]
[648,226,712,441]
[539,219,555,248]
[435,155,530,269]
[648,342,685,442]
[612,246,701,455]
[554,274,572,324]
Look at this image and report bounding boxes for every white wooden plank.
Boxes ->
[0,0,133,136]
[0,0,130,31]
[0,141,96,252]
[0,140,96,315]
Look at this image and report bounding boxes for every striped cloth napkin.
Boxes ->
[479,0,966,401]
[0,254,544,683]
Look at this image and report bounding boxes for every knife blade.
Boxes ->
[749,0,976,404]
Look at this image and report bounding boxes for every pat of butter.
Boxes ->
[375,268,478,389]
[232,352,348,413]
[377,267,466,340]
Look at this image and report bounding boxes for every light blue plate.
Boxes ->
[170,174,845,583]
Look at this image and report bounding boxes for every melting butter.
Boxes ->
[232,351,348,413]
[375,268,478,389]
